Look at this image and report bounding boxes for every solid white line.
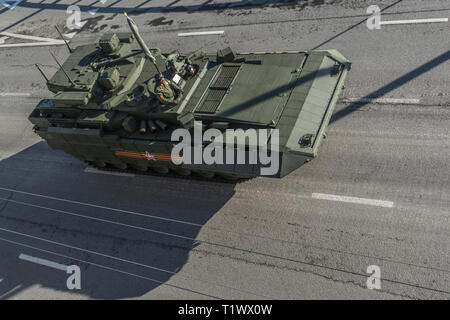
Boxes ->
[0,40,66,48]
[312,193,394,208]
[342,97,420,104]
[19,253,68,271]
[0,31,63,42]
[0,186,202,227]
[381,18,448,25]
[0,92,30,97]
[178,30,225,36]
[84,166,135,177]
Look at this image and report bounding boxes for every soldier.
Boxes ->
[154,73,183,105]
[183,64,197,80]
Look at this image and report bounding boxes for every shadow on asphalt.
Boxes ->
[0,141,236,299]
[0,0,305,32]
[330,50,450,124]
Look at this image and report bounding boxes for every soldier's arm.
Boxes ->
[168,80,182,93]
[158,94,174,105]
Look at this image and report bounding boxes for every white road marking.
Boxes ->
[63,32,78,39]
[0,31,62,42]
[84,166,135,177]
[380,18,448,25]
[0,31,66,48]
[0,186,203,227]
[0,41,66,48]
[19,253,68,271]
[342,97,420,105]
[0,0,23,10]
[0,227,188,273]
[0,237,222,299]
[0,231,269,299]
[88,8,99,15]
[178,30,225,37]
[312,193,394,208]
[0,92,30,97]
[0,36,8,44]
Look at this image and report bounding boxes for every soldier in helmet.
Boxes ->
[154,73,183,105]
[183,64,197,80]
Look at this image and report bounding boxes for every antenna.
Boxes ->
[49,51,76,86]
[35,64,49,82]
[124,12,162,74]
[55,25,74,53]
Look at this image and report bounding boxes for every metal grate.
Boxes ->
[196,89,227,113]
[210,65,240,89]
[196,65,240,113]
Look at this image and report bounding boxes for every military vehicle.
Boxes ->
[28,14,351,180]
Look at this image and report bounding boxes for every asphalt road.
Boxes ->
[0,0,449,299]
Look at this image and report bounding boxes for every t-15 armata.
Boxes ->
[29,14,351,180]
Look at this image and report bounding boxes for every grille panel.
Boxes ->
[210,65,240,89]
[196,89,227,113]
[196,65,240,113]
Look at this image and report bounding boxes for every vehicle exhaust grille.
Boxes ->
[210,65,240,89]
[196,65,240,113]
[196,89,227,113]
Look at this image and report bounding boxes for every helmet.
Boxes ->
[186,64,195,74]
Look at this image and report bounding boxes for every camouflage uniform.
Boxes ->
[155,79,182,105]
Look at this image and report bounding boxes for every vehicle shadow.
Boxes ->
[0,141,236,299]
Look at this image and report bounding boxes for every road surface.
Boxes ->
[0,0,449,299]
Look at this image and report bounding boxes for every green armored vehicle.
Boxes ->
[29,15,351,179]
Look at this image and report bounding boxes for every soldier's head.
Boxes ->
[186,64,195,76]
[155,73,165,83]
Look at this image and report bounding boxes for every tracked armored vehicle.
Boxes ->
[28,15,351,180]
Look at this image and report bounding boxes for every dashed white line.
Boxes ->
[312,193,394,208]
[0,230,270,299]
[342,97,420,105]
[19,253,68,271]
[380,18,448,25]
[0,92,30,97]
[0,237,220,299]
[84,166,135,177]
[178,30,225,37]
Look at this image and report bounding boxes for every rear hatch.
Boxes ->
[278,50,350,157]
